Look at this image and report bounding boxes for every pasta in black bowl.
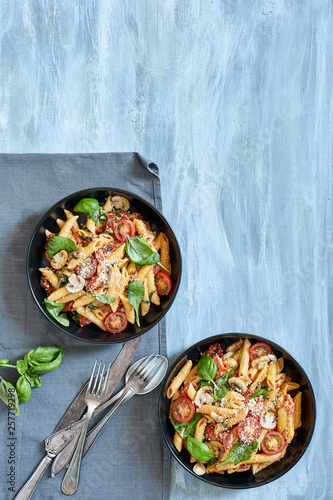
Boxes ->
[159,333,315,488]
[27,188,181,344]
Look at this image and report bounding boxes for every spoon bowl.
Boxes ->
[125,355,168,395]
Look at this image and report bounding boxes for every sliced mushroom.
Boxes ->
[194,386,215,407]
[267,354,277,363]
[251,355,270,370]
[72,247,86,260]
[226,339,244,352]
[193,463,206,476]
[260,410,276,429]
[228,376,248,394]
[66,274,85,293]
[207,440,224,458]
[112,195,130,211]
[51,250,68,270]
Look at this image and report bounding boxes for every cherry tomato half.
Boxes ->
[114,219,136,242]
[249,342,272,361]
[75,256,98,279]
[261,431,286,455]
[171,396,195,422]
[237,416,262,443]
[155,271,172,295]
[105,311,128,333]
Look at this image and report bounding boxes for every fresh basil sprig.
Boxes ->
[44,298,70,327]
[91,294,116,304]
[217,439,259,466]
[48,235,77,259]
[87,208,107,227]
[126,236,170,272]
[197,355,238,400]
[170,412,202,439]
[249,388,267,399]
[73,197,100,213]
[127,280,145,326]
[187,437,214,462]
[0,347,66,414]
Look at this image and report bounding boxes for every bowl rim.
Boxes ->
[158,332,316,489]
[26,186,182,344]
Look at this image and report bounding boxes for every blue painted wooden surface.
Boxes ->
[0,1,331,499]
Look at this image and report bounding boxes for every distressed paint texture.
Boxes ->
[0,1,332,499]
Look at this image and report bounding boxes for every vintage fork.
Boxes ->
[61,360,110,496]
[81,354,164,457]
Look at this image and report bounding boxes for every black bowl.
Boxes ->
[26,187,182,344]
[159,333,316,488]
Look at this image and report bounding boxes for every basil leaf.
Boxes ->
[24,372,43,388]
[197,354,218,382]
[73,197,100,213]
[0,359,11,367]
[91,294,116,304]
[126,236,160,266]
[186,437,214,462]
[27,347,66,374]
[43,299,70,327]
[16,359,28,376]
[218,439,259,466]
[47,235,77,259]
[206,457,218,467]
[16,376,32,403]
[87,303,98,310]
[87,208,107,227]
[214,384,230,400]
[0,377,19,415]
[127,280,145,326]
[249,389,267,399]
[197,380,214,390]
[215,365,238,385]
[58,274,69,287]
[170,412,202,439]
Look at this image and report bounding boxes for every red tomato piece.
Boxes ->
[206,344,227,378]
[117,210,131,219]
[75,255,98,279]
[206,343,224,358]
[247,395,265,419]
[105,211,116,231]
[79,315,91,327]
[283,394,295,414]
[237,416,261,443]
[62,301,74,312]
[205,423,216,441]
[155,271,172,295]
[114,219,136,242]
[249,342,272,361]
[95,243,115,261]
[261,431,286,455]
[105,311,128,333]
[220,429,238,450]
[40,275,54,296]
[171,397,195,423]
[85,275,101,293]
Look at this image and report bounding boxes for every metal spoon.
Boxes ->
[51,354,168,477]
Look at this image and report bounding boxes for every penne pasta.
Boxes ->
[168,338,304,479]
[39,194,173,334]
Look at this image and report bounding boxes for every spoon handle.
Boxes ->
[82,387,136,458]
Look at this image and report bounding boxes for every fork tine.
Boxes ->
[133,354,157,378]
[141,357,162,382]
[95,361,106,395]
[91,360,102,394]
[100,363,111,398]
[87,360,98,393]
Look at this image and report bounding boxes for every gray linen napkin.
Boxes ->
[0,153,170,500]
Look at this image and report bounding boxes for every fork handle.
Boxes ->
[61,407,92,496]
[83,387,136,458]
